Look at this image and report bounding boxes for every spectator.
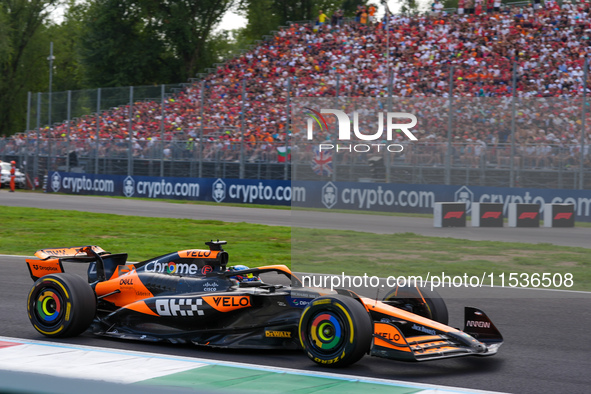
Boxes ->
[330,10,339,26]
[368,4,377,23]
[494,0,501,12]
[317,10,328,26]
[4,3,591,171]
[360,7,368,24]
[433,0,444,14]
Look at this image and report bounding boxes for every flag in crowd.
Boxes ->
[277,146,291,162]
[312,147,333,176]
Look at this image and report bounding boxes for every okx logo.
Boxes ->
[322,181,338,209]
[455,186,474,214]
[304,107,418,153]
[212,178,226,203]
[51,172,61,193]
[123,176,135,198]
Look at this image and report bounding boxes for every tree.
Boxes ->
[78,0,180,88]
[141,0,239,80]
[46,0,88,92]
[78,0,239,87]
[238,0,368,46]
[0,0,59,136]
[239,0,280,43]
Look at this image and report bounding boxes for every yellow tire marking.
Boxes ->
[335,303,354,343]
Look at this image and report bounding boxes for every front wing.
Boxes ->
[370,306,503,362]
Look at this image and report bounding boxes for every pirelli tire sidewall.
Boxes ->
[299,295,372,367]
[27,273,97,338]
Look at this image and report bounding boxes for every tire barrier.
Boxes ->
[543,204,575,228]
[508,203,540,228]
[471,203,504,227]
[433,202,466,227]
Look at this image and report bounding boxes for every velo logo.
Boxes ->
[304,108,418,153]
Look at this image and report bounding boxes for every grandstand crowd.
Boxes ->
[1,0,591,169]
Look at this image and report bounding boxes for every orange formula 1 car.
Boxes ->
[25,241,503,367]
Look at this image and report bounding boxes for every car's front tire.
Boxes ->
[299,295,372,367]
[27,273,96,337]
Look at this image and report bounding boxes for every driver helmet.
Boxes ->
[228,265,260,282]
[10,161,15,165]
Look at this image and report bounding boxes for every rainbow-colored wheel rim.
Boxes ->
[35,289,63,325]
[310,313,343,351]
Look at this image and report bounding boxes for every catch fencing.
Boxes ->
[1,66,590,190]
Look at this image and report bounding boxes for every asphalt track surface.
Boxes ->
[1,191,591,393]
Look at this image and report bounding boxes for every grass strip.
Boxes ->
[1,206,588,290]
[0,206,290,266]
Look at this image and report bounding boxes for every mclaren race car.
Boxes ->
[25,241,503,367]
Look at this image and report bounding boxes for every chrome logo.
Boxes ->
[166,262,177,274]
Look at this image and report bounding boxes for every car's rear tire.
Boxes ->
[27,273,96,337]
[299,295,372,367]
[382,282,448,325]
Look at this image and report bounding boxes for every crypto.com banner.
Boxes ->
[46,171,591,222]
[47,171,291,206]
[292,181,591,222]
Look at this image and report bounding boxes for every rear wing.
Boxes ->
[26,246,109,282]
[34,246,107,260]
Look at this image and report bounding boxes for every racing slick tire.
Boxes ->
[383,282,449,325]
[299,295,372,367]
[27,273,96,338]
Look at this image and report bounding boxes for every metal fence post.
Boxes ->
[385,9,391,184]
[445,65,454,185]
[128,86,133,176]
[26,92,31,132]
[35,92,41,189]
[386,69,393,183]
[333,74,339,182]
[240,80,246,179]
[160,84,165,177]
[66,90,71,171]
[580,57,588,190]
[48,42,54,127]
[285,77,291,181]
[96,88,101,174]
[510,62,517,188]
[199,80,204,178]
